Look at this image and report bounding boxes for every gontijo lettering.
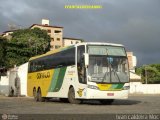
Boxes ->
[37,72,50,79]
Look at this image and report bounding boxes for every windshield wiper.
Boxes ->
[101,72,110,83]
[107,57,121,83]
[111,69,121,83]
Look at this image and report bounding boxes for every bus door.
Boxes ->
[76,45,87,98]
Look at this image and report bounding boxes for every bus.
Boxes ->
[27,42,130,104]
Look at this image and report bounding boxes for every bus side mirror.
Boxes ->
[84,53,89,67]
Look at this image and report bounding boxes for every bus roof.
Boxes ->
[76,42,124,47]
[29,45,74,61]
[29,42,124,61]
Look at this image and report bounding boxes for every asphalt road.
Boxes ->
[0,95,160,120]
[0,94,160,114]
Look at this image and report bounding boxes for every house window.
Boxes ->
[50,45,54,50]
[47,29,51,33]
[51,38,54,41]
[57,38,60,41]
[55,45,61,49]
[55,30,61,33]
[76,41,79,44]
[71,41,73,44]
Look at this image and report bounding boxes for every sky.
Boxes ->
[0,0,160,66]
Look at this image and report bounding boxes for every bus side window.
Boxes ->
[30,62,35,72]
[28,62,32,73]
[77,45,86,84]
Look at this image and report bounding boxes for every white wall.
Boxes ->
[0,76,9,96]
[0,76,9,85]
[0,62,28,97]
[8,63,28,96]
[130,82,160,94]
[9,70,17,94]
[64,39,81,46]
[17,62,28,96]
[0,70,17,96]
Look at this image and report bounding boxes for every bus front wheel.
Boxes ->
[68,87,81,104]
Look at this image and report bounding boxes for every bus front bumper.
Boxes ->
[85,88,129,99]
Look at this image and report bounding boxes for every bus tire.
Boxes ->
[99,99,114,105]
[37,88,45,102]
[68,87,81,104]
[33,88,38,101]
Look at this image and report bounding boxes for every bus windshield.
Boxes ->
[88,45,129,83]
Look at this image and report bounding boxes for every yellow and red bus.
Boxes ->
[27,42,130,104]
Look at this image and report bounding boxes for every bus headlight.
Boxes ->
[88,85,99,90]
[122,86,130,90]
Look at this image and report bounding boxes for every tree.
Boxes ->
[5,28,51,68]
[0,36,7,68]
[151,64,160,72]
[136,64,160,84]
[11,28,50,54]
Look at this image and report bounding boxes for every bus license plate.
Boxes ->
[107,93,114,96]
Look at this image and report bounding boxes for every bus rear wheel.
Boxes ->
[68,87,81,104]
[33,88,38,101]
[37,88,45,102]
